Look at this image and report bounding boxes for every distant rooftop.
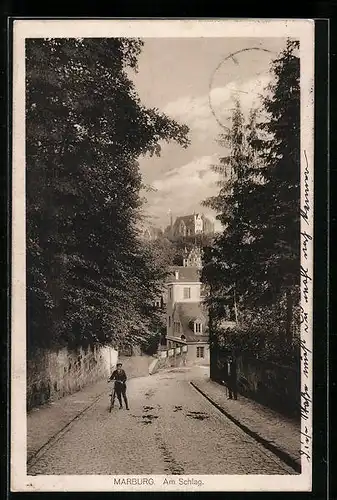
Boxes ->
[170,302,209,342]
[167,266,201,283]
[176,301,207,324]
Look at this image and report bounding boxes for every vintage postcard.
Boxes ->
[11,19,314,492]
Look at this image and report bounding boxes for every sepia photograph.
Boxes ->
[11,19,314,492]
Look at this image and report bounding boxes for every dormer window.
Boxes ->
[194,321,202,334]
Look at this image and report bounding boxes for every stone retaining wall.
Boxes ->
[149,352,187,374]
[211,353,300,419]
[27,345,118,411]
[236,356,300,418]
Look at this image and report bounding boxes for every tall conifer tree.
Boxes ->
[202,40,300,347]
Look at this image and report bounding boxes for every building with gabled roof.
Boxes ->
[183,246,203,269]
[165,265,209,365]
[173,302,209,341]
[171,213,214,239]
[167,265,200,283]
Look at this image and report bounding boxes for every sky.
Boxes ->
[129,37,287,232]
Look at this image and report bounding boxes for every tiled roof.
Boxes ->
[174,213,211,225]
[174,214,195,225]
[174,301,209,341]
[167,266,201,283]
[173,214,199,233]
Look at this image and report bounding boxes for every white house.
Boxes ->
[165,266,209,365]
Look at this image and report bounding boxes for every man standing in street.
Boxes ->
[226,355,238,400]
[109,362,129,410]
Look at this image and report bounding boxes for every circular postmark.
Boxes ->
[208,47,277,131]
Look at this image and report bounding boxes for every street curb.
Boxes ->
[190,381,301,474]
[27,391,105,471]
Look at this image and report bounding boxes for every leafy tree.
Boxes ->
[144,236,176,269]
[26,38,189,352]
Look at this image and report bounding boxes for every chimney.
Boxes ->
[175,270,179,280]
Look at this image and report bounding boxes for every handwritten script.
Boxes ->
[300,266,312,304]
[299,320,310,379]
[300,150,310,225]
[300,426,312,463]
[301,231,312,260]
[299,149,313,464]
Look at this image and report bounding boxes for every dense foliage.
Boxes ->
[202,40,300,362]
[26,38,189,351]
[144,236,176,269]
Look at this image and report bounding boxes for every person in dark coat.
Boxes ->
[109,362,129,410]
[225,355,238,400]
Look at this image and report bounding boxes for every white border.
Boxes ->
[11,19,315,492]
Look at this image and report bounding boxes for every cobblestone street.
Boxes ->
[27,366,296,476]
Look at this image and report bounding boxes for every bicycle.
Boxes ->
[108,379,116,412]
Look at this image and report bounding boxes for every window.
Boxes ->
[183,287,191,299]
[168,316,171,327]
[196,346,205,358]
[169,287,172,299]
[195,322,202,334]
[174,322,181,334]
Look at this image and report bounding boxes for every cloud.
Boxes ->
[163,95,211,133]
[141,75,272,231]
[211,73,271,110]
[152,155,219,193]
[144,155,222,230]
[163,74,271,136]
